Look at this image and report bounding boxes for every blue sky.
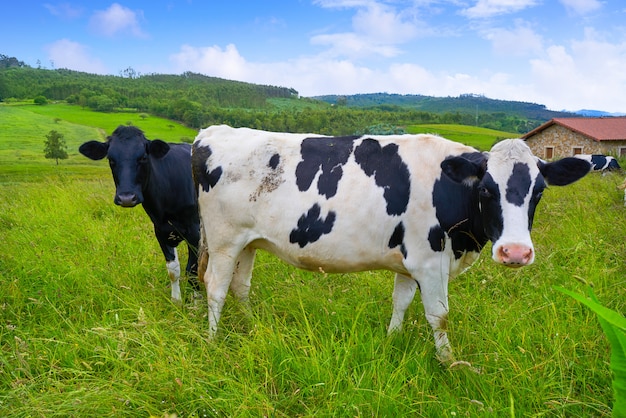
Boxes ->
[3,0,626,113]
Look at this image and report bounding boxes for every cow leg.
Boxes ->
[387,273,418,334]
[166,248,182,302]
[204,249,241,338]
[230,245,256,302]
[185,240,202,293]
[417,272,452,363]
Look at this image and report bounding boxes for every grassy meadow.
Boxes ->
[406,124,513,150]
[0,104,625,417]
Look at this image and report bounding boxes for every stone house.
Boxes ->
[522,117,626,160]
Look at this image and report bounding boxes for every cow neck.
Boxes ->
[139,155,161,219]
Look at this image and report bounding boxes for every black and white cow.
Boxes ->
[80,125,200,301]
[574,154,621,172]
[191,125,590,362]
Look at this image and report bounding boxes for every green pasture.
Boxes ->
[0,105,625,416]
[406,124,515,150]
[0,104,197,182]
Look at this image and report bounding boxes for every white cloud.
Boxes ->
[166,1,626,113]
[310,0,420,59]
[44,2,83,19]
[559,0,602,15]
[481,20,543,56]
[311,33,401,58]
[89,3,147,38]
[351,2,417,43]
[45,39,107,73]
[170,44,250,80]
[461,0,539,19]
[529,31,626,110]
[169,42,503,99]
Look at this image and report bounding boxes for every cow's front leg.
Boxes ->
[157,228,184,302]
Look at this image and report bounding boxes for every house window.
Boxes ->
[544,147,554,159]
[619,147,626,158]
[572,147,583,156]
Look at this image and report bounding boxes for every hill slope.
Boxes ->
[313,93,576,121]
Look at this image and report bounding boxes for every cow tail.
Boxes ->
[197,216,209,286]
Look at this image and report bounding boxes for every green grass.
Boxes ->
[13,103,198,142]
[0,108,624,416]
[407,124,517,150]
[0,104,198,182]
[1,172,623,417]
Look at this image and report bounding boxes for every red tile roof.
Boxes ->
[522,117,626,142]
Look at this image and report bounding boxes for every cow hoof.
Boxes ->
[449,360,481,374]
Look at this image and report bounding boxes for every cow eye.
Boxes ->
[479,186,491,198]
[138,155,148,164]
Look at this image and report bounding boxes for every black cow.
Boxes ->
[79,125,200,301]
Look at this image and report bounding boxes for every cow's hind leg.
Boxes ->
[417,271,453,364]
[204,249,242,339]
[185,241,203,294]
[387,273,418,334]
[166,248,182,303]
[230,245,256,302]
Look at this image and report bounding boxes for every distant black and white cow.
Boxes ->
[574,154,621,172]
[191,125,590,362]
[80,125,200,301]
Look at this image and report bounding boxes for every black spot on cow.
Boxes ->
[388,222,407,258]
[433,152,490,259]
[192,143,223,193]
[506,163,531,206]
[269,153,280,169]
[354,138,410,216]
[295,136,356,199]
[590,155,608,170]
[428,225,445,253]
[289,203,336,248]
[476,173,503,245]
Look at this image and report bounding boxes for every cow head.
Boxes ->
[79,126,170,207]
[441,138,590,267]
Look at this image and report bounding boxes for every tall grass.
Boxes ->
[0,166,624,416]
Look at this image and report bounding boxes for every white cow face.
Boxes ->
[441,138,590,267]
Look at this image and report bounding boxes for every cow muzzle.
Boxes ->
[494,243,534,267]
[115,192,140,208]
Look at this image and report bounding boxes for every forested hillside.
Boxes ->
[0,54,570,135]
[314,93,576,120]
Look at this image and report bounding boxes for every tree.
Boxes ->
[44,130,68,165]
[33,95,48,105]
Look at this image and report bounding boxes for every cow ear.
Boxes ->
[441,154,486,185]
[147,140,170,159]
[79,140,109,160]
[538,157,591,186]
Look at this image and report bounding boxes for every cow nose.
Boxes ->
[116,192,139,207]
[497,244,533,267]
